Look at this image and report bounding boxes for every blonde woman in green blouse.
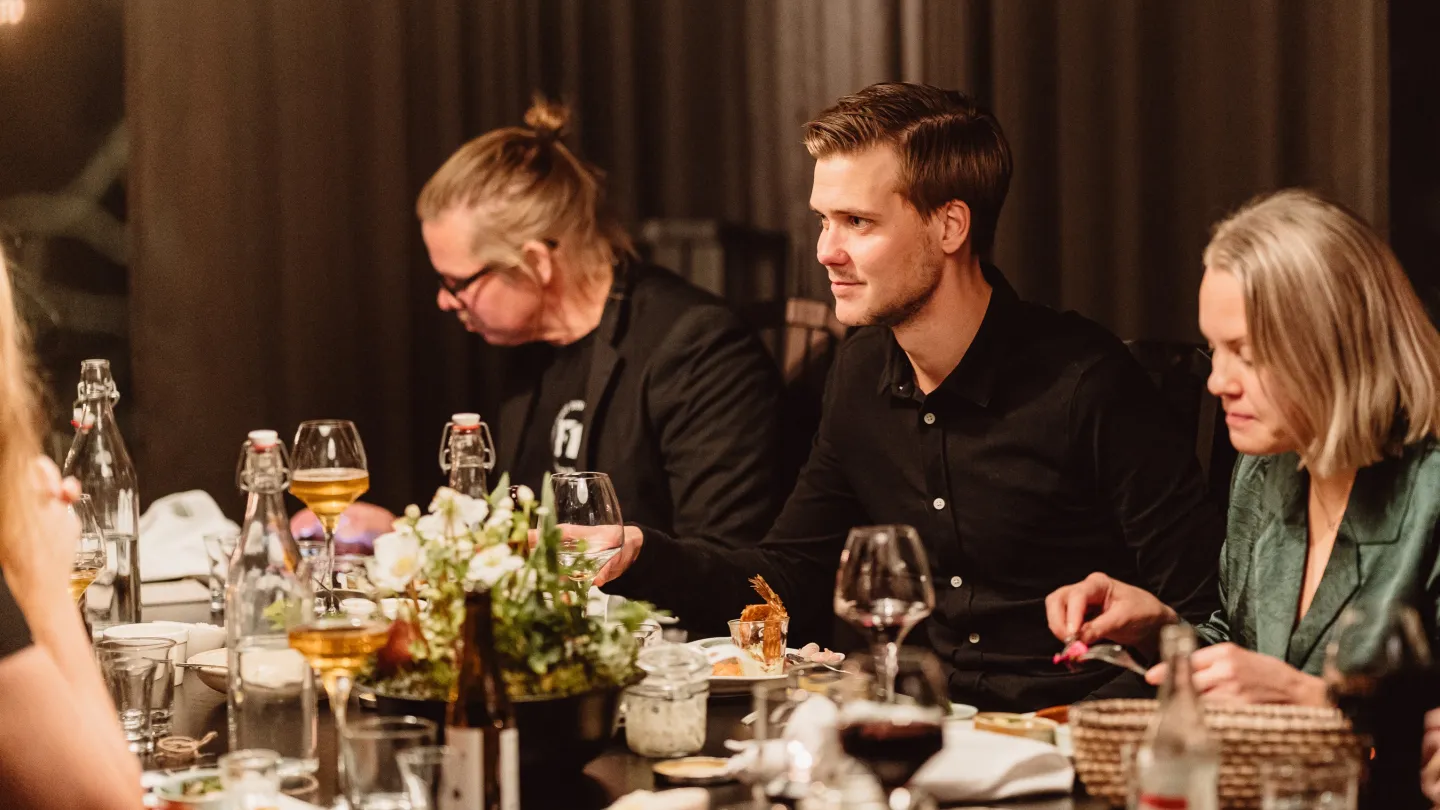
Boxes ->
[1045,188,1440,706]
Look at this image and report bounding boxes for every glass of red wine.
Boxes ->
[833,525,935,700]
[835,648,947,809]
[1322,599,1436,809]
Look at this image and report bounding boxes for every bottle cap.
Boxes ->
[451,413,481,428]
[248,429,280,448]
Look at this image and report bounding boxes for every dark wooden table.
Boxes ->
[147,600,1108,809]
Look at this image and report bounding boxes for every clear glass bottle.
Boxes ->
[63,358,140,628]
[439,413,495,499]
[1133,624,1219,810]
[226,430,317,774]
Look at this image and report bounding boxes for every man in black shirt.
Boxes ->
[596,82,1225,711]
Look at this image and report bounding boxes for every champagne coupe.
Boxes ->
[290,420,369,599]
[833,525,935,698]
[549,472,623,616]
[69,494,107,604]
[836,648,947,809]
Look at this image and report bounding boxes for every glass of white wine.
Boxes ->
[290,420,369,602]
[70,494,107,604]
[549,472,624,616]
[288,609,391,774]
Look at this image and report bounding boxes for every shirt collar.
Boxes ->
[877,263,1019,408]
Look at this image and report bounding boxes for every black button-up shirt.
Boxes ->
[610,266,1224,711]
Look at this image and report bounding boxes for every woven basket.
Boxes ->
[1071,699,1360,809]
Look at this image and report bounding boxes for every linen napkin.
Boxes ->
[741,695,1074,804]
[138,490,239,582]
[911,725,1074,803]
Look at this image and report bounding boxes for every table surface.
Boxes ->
[144,600,1110,810]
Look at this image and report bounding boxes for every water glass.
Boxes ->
[97,653,156,753]
[96,637,177,736]
[746,679,840,805]
[398,745,459,810]
[220,748,282,810]
[1260,756,1360,810]
[203,530,239,613]
[342,716,437,809]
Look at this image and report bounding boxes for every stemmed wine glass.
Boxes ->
[1322,599,1434,807]
[288,579,391,789]
[69,494,107,604]
[833,525,935,698]
[549,472,623,617]
[835,648,948,810]
[290,420,369,600]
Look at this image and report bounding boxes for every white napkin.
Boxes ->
[606,788,709,810]
[138,490,239,582]
[911,726,1074,803]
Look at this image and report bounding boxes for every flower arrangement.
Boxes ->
[367,473,652,701]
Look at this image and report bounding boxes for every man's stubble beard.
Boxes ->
[863,238,945,329]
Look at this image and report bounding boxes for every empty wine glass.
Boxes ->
[835,648,947,810]
[833,525,935,698]
[69,494,106,605]
[549,472,623,615]
[290,420,369,602]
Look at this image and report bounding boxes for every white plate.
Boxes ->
[948,702,979,720]
[687,637,819,696]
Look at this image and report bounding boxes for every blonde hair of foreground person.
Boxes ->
[0,249,142,808]
[1203,188,1440,476]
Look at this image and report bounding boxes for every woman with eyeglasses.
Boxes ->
[1045,188,1440,711]
[417,96,789,559]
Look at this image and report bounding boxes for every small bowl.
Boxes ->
[152,768,225,809]
[185,648,229,693]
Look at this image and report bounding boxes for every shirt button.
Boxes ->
[969,633,981,644]
[949,576,962,588]
[923,412,936,425]
[932,498,946,510]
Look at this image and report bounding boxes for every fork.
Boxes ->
[1077,643,1149,677]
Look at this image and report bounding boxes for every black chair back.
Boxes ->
[1125,340,1238,509]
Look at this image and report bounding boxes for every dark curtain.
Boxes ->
[126,1,490,515]
[125,0,1388,516]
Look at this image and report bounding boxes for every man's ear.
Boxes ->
[939,200,971,254]
[520,239,556,286]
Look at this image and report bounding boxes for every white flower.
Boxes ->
[498,496,515,511]
[453,494,489,527]
[485,507,514,530]
[465,543,523,588]
[514,485,535,505]
[415,513,445,541]
[404,504,421,520]
[370,531,424,592]
[429,487,457,513]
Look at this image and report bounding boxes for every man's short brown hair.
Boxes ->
[805,82,1012,257]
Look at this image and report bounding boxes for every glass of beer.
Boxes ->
[290,419,369,601]
[70,494,107,604]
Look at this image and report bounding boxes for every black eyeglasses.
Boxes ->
[436,239,559,298]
